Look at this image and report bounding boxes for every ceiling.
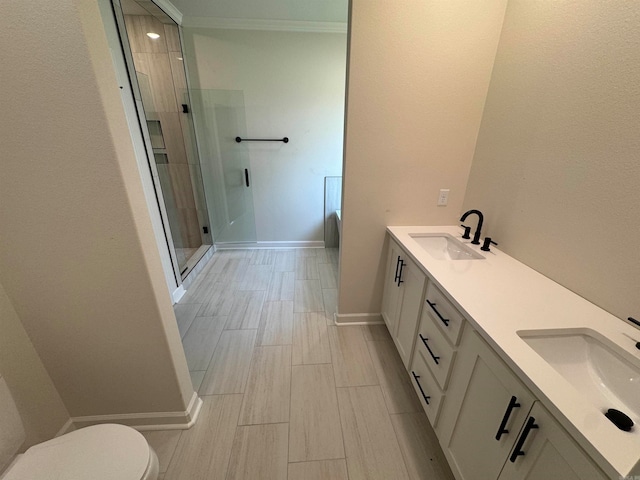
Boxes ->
[167,0,348,23]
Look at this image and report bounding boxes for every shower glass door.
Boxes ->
[190,89,257,244]
[117,0,213,278]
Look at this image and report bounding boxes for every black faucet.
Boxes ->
[460,209,484,245]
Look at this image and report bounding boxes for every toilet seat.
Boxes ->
[2,424,157,480]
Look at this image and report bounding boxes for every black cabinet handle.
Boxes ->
[244,169,250,187]
[419,334,440,365]
[426,299,449,327]
[394,256,402,284]
[495,396,521,440]
[397,259,406,286]
[509,416,538,463]
[411,371,430,404]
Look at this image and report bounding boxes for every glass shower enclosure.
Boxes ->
[115,0,212,279]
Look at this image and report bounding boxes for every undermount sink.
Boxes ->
[409,234,485,261]
[518,328,640,422]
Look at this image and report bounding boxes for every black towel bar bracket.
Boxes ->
[235,136,289,143]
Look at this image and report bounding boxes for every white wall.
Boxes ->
[0,0,193,424]
[339,0,508,317]
[182,27,347,242]
[463,1,640,321]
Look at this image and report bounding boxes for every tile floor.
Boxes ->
[149,248,454,480]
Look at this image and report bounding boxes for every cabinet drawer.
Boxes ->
[424,282,465,346]
[416,308,457,390]
[409,349,444,427]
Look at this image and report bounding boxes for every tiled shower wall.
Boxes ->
[124,14,205,250]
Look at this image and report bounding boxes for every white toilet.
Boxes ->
[0,374,159,480]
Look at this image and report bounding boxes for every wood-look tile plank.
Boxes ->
[197,282,234,317]
[318,262,338,289]
[142,430,181,473]
[236,264,273,291]
[181,316,225,371]
[189,370,205,391]
[294,279,324,312]
[296,248,317,257]
[180,273,216,304]
[173,303,200,338]
[337,386,410,480]
[274,250,295,272]
[328,326,378,387]
[226,423,288,480]
[391,412,455,480]
[326,248,339,265]
[216,257,249,284]
[199,330,256,395]
[315,248,330,264]
[257,301,294,346]
[239,346,291,425]
[266,271,295,301]
[164,395,242,480]
[366,340,422,414]
[363,324,392,342]
[323,288,337,325]
[289,364,345,462]
[288,460,349,480]
[292,312,332,365]
[163,23,181,51]
[295,256,319,280]
[249,249,275,265]
[225,291,265,330]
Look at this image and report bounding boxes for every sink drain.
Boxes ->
[605,409,634,432]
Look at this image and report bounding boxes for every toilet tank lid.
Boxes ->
[0,375,26,475]
[3,424,150,480]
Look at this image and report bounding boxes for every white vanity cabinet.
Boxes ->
[438,328,606,480]
[381,238,426,368]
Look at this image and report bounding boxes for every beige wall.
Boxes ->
[0,283,70,447]
[0,0,193,420]
[339,0,508,316]
[462,1,640,320]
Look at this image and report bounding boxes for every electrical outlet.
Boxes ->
[437,189,450,206]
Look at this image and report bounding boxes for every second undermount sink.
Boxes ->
[409,234,485,261]
[518,328,640,422]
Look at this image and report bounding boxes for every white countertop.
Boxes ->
[388,225,640,478]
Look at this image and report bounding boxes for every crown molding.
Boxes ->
[152,0,183,25]
[182,16,347,34]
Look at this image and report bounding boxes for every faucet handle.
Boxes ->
[481,237,498,252]
[460,225,471,239]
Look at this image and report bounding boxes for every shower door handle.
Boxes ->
[244,169,250,187]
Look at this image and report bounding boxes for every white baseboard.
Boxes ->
[215,241,324,250]
[64,392,203,432]
[172,285,186,303]
[335,313,384,325]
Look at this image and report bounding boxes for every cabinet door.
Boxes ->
[394,258,426,368]
[439,328,535,480]
[381,239,404,336]
[498,402,606,480]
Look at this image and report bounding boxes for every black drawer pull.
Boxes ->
[244,168,250,187]
[411,371,430,404]
[495,396,521,440]
[509,416,538,463]
[397,259,406,286]
[426,299,449,327]
[394,256,402,283]
[419,334,440,365]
